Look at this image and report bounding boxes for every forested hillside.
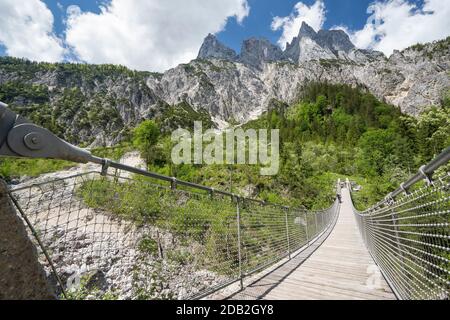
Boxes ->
[243,83,450,208]
[1,35,449,148]
[136,82,448,209]
[3,81,447,210]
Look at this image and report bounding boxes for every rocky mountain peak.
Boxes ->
[298,21,318,40]
[317,29,355,54]
[197,34,237,60]
[239,37,283,68]
[284,22,382,63]
[197,22,384,66]
[284,22,335,63]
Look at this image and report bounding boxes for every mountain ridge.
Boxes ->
[197,22,385,67]
[0,25,449,146]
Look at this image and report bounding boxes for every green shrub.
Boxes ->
[167,249,194,265]
[138,236,159,256]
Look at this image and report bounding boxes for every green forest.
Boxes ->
[1,79,449,211]
[127,83,450,210]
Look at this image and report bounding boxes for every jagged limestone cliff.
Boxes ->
[0,23,448,145]
[189,22,449,119]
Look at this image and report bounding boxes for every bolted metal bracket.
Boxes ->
[418,165,433,186]
[232,194,244,204]
[170,177,177,190]
[101,159,111,176]
[0,102,103,165]
[399,182,409,196]
[384,193,395,206]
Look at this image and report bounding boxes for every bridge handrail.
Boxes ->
[367,146,450,212]
[349,147,450,300]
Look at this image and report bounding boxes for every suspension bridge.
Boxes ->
[227,186,396,300]
[0,102,449,300]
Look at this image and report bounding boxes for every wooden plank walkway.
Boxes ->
[228,186,396,300]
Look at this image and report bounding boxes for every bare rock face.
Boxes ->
[197,34,237,61]
[239,38,284,69]
[348,49,385,63]
[0,180,56,299]
[0,23,448,143]
[283,22,382,63]
[317,29,355,54]
[145,35,449,125]
[284,22,337,63]
[150,59,270,123]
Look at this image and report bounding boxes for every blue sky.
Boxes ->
[0,0,447,72]
[36,0,425,52]
[219,0,384,52]
[45,0,375,52]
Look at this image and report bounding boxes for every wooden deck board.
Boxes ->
[229,187,396,300]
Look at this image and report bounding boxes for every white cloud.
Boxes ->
[271,0,326,50]
[338,0,450,56]
[2,0,448,69]
[0,0,65,62]
[65,0,250,72]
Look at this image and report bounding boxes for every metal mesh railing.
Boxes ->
[7,169,340,300]
[351,171,450,300]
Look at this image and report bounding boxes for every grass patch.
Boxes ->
[0,144,132,181]
[0,158,75,181]
[138,236,159,256]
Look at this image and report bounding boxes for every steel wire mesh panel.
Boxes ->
[286,209,309,252]
[9,171,239,300]
[8,169,340,300]
[239,201,289,274]
[306,211,318,238]
[353,173,450,300]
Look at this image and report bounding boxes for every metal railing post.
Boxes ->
[304,211,310,246]
[284,207,291,259]
[319,212,323,232]
[235,197,244,291]
[314,213,318,236]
